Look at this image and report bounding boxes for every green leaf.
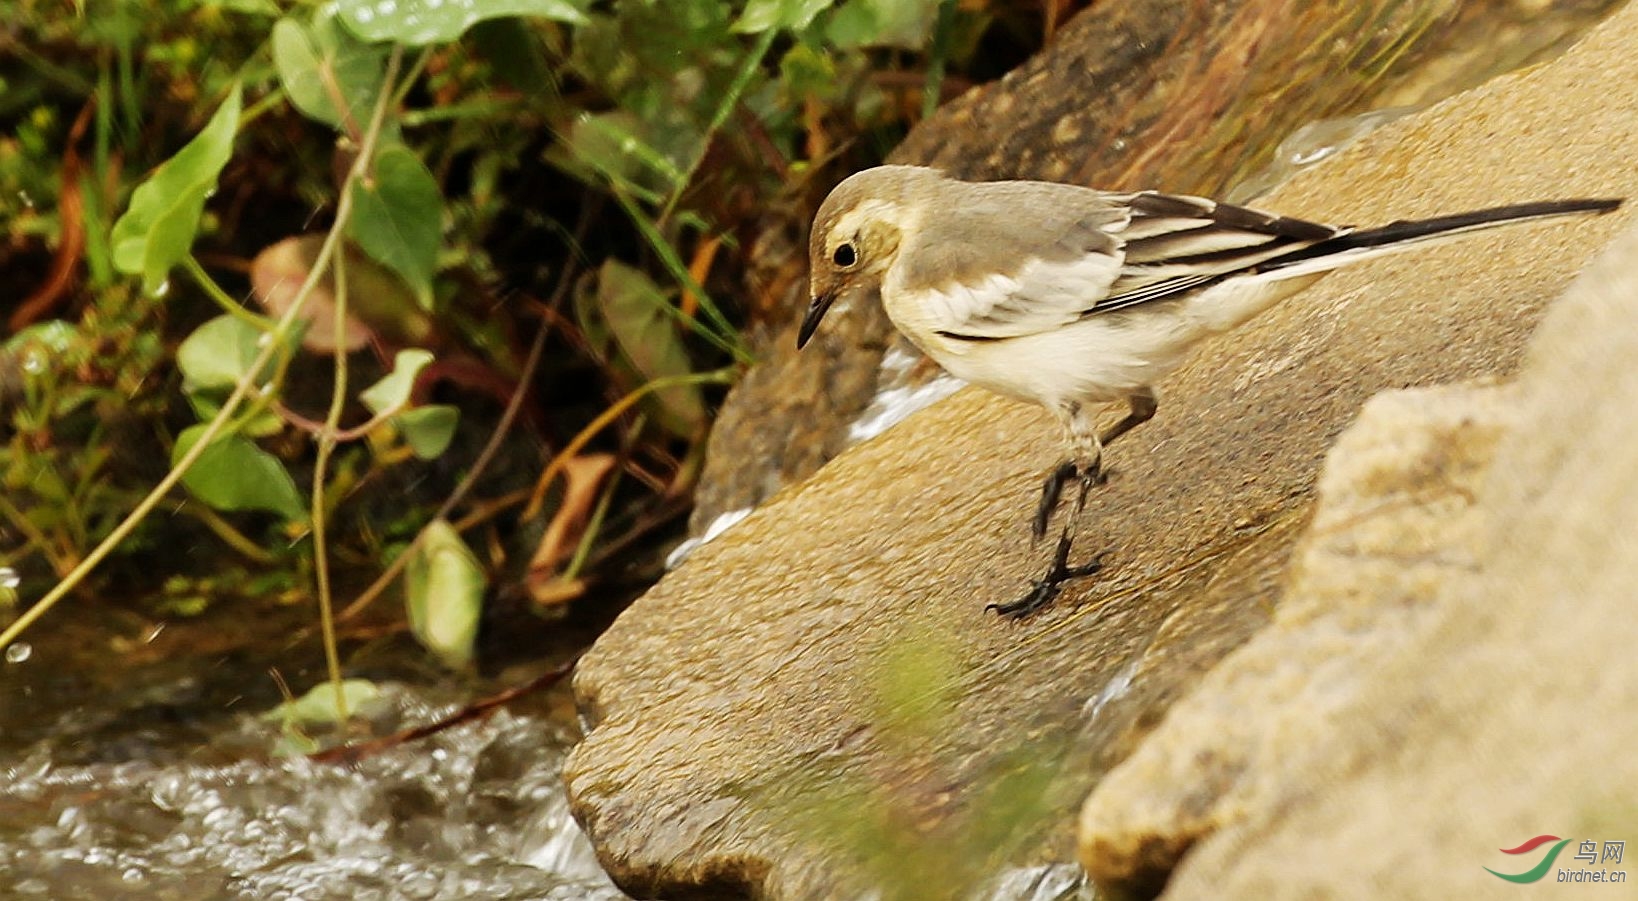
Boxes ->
[2,321,78,356]
[186,393,284,437]
[734,0,834,33]
[596,259,707,437]
[360,351,459,458]
[219,0,281,15]
[174,425,307,520]
[779,43,840,100]
[272,12,389,129]
[826,0,939,49]
[261,679,385,726]
[553,110,689,198]
[110,87,241,296]
[337,0,590,45]
[397,405,459,459]
[404,520,484,670]
[347,144,443,307]
[360,348,435,415]
[176,314,271,393]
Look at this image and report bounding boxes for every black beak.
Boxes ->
[796,291,836,349]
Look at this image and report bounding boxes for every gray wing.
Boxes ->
[901,180,1128,340]
[924,188,1341,341]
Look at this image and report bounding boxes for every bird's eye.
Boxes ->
[832,243,857,267]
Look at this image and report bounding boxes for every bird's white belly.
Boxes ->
[916,314,1195,409]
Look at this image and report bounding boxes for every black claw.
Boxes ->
[1065,554,1105,580]
[1033,461,1079,540]
[1086,461,1107,486]
[986,532,1106,619]
[987,577,1064,619]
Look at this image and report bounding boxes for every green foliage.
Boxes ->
[110,87,242,296]
[347,144,445,308]
[403,519,484,670]
[173,426,308,521]
[2,0,1010,678]
[336,0,591,45]
[262,678,388,755]
[361,349,461,459]
[176,314,274,393]
[734,0,837,34]
[271,12,390,130]
[264,678,386,725]
[591,259,708,437]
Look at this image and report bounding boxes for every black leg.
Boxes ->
[1033,460,1079,540]
[1098,389,1158,448]
[998,394,1154,619]
[987,528,1104,619]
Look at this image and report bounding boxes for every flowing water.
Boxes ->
[1,674,623,900]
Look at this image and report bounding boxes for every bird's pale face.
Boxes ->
[799,196,908,348]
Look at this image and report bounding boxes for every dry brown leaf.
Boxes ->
[524,453,616,606]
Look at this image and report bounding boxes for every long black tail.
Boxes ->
[1264,197,1623,276]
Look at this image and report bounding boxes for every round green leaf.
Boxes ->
[397,404,459,460]
[261,679,384,726]
[336,0,590,46]
[174,425,307,521]
[826,0,939,49]
[733,0,835,33]
[272,12,389,130]
[176,314,271,393]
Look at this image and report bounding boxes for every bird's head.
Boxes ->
[799,166,939,348]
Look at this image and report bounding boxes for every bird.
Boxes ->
[797,164,1621,618]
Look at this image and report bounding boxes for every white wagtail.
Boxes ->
[797,164,1621,617]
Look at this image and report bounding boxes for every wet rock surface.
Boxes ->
[565,4,1638,897]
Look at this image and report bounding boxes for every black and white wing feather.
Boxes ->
[927,188,1339,341]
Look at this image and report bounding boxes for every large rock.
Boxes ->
[1080,220,1638,899]
[687,0,1621,533]
[564,5,1638,899]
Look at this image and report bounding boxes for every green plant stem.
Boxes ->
[391,47,434,109]
[311,246,352,720]
[0,47,407,659]
[0,492,73,578]
[9,36,96,94]
[400,96,526,127]
[612,188,752,363]
[183,255,276,329]
[310,46,407,718]
[240,87,289,128]
[185,502,278,565]
[658,26,778,228]
[521,369,736,520]
[560,417,638,582]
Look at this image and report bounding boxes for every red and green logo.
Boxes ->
[1487,835,1571,883]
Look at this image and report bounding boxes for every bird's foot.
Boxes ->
[1031,459,1107,540]
[987,531,1105,619]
